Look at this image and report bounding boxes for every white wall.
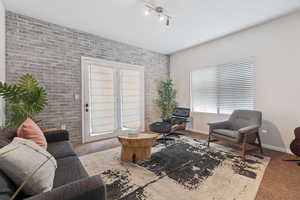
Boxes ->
[0,0,5,125]
[170,11,300,152]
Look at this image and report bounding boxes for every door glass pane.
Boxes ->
[120,69,142,130]
[89,65,115,136]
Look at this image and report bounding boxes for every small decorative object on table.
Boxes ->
[118,132,158,163]
[125,128,139,137]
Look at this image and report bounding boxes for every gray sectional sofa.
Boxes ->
[0,128,106,200]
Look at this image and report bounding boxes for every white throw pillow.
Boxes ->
[0,137,57,195]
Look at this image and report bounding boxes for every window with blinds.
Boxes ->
[191,59,256,114]
[120,69,142,129]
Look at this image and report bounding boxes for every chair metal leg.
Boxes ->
[256,132,264,155]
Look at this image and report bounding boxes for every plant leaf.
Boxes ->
[0,74,48,127]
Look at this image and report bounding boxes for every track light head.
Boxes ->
[144,7,150,16]
[166,17,170,26]
[159,14,165,21]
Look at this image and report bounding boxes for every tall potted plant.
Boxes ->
[0,74,48,127]
[156,79,177,121]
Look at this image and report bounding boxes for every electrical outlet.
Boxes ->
[261,129,267,133]
[61,124,66,130]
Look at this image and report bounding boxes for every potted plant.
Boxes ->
[156,79,177,121]
[0,74,48,128]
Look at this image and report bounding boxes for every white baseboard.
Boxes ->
[187,128,291,154]
[188,129,209,135]
[262,143,291,154]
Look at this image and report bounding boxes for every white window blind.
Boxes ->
[120,69,142,129]
[191,59,256,114]
[89,65,116,135]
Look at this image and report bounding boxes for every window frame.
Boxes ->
[190,58,256,115]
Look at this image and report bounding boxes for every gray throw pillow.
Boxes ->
[0,137,57,195]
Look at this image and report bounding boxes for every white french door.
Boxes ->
[81,57,145,143]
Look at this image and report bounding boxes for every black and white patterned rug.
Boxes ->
[80,136,270,200]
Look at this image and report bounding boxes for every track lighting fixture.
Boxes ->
[143,1,172,26]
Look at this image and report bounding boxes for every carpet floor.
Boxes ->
[75,132,300,200]
[79,136,270,200]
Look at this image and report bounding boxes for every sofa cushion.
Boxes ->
[229,110,262,130]
[2,127,17,140]
[0,170,16,200]
[44,130,69,143]
[47,141,77,159]
[213,129,239,138]
[213,129,240,143]
[0,138,9,149]
[53,156,88,188]
[0,128,17,149]
[0,137,57,195]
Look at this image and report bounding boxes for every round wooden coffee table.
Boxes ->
[118,133,158,163]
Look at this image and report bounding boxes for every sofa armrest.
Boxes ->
[238,125,259,134]
[208,120,230,131]
[43,130,69,143]
[26,175,106,200]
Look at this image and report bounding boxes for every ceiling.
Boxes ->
[3,0,300,55]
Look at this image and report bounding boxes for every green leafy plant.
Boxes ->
[156,79,177,120]
[0,74,48,127]
[0,125,5,132]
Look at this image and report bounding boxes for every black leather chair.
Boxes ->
[149,107,190,144]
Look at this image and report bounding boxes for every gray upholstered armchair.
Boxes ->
[208,110,263,160]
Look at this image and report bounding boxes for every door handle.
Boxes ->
[85,103,89,108]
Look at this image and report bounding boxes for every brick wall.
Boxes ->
[6,11,169,144]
